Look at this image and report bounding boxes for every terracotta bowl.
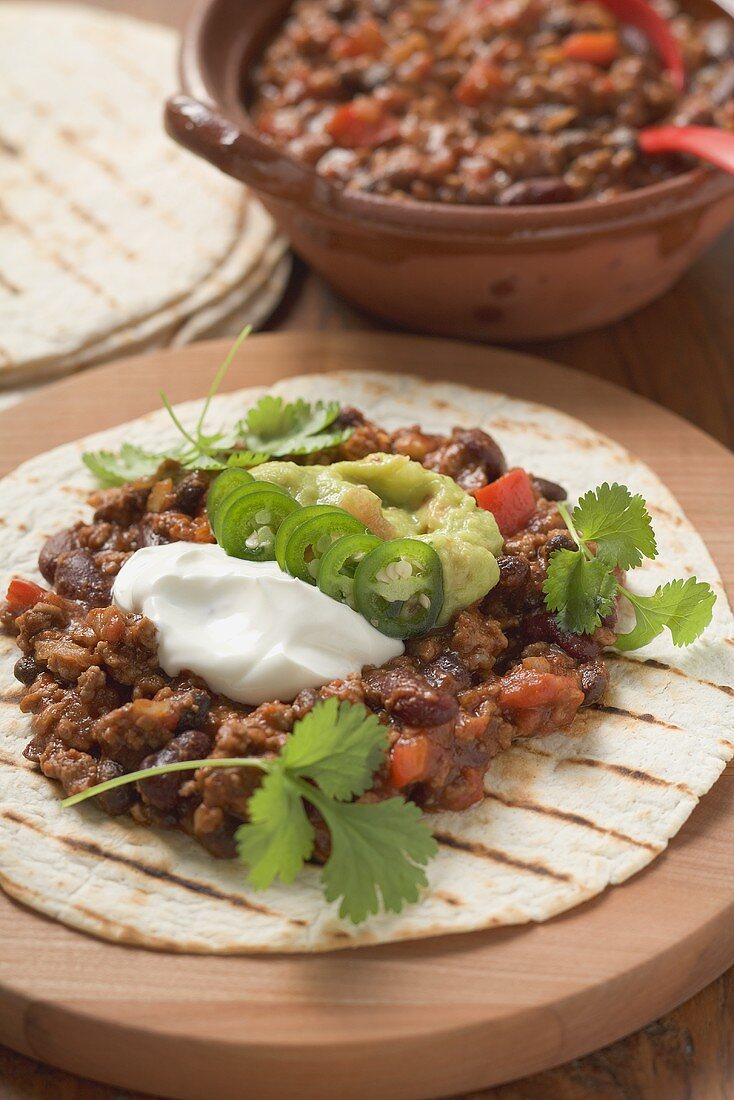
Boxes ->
[166,0,734,342]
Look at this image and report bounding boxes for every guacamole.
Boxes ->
[255,453,502,625]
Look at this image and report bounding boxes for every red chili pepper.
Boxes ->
[390,736,431,789]
[474,468,536,538]
[5,578,48,613]
[562,31,620,67]
[327,98,400,149]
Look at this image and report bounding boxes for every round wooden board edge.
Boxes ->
[0,331,733,1100]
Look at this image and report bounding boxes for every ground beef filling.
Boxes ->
[249,0,734,205]
[2,411,612,859]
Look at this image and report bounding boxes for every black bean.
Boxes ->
[95,759,136,816]
[138,730,212,812]
[14,655,41,685]
[532,476,567,501]
[174,473,209,516]
[546,532,576,554]
[423,651,472,694]
[580,659,609,706]
[176,691,212,732]
[496,554,531,591]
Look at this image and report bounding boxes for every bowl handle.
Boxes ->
[165,94,325,205]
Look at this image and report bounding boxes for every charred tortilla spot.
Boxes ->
[0,808,305,924]
[608,652,734,698]
[434,832,573,883]
[587,702,682,731]
[484,790,660,853]
[434,890,463,906]
[516,743,695,796]
[561,757,695,797]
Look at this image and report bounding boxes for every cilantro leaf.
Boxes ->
[183,450,269,473]
[616,577,716,651]
[239,395,351,457]
[307,791,438,924]
[83,330,353,486]
[572,483,657,570]
[543,548,619,634]
[281,696,388,801]
[63,698,438,923]
[235,769,314,889]
[82,443,173,486]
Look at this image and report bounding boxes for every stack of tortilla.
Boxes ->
[0,2,290,392]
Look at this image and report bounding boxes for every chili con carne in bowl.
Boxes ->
[167,0,734,340]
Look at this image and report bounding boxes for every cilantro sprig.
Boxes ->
[82,328,353,487]
[61,699,438,924]
[543,482,715,650]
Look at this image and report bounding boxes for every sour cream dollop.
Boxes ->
[112,542,403,705]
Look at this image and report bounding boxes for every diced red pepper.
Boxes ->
[454,58,507,107]
[390,736,431,789]
[499,670,575,710]
[5,578,48,613]
[327,98,400,149]
[562,31,620,66]
[474,468,536,537]
[332,18,384,59]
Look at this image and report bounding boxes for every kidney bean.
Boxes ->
[497,177,576,206]
[138,730,212,812]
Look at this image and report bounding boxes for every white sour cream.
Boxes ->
[112,542,403,706]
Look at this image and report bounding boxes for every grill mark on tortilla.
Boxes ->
[57,127,181,231]
[516,744,694,795]
[720,739,734,752]
[0,271,21,295]
[81,26,168,98]
[0,750,30,768]
[607,652,734,697]
[484,791,660,852]
[0,135,19,156]
[434,890,463,907]
[648,503,683,527]
[587,702,682,730]
[0,808,304,924]
[0,199,119,309]
[23,161,138,262]
[434,833,573,883]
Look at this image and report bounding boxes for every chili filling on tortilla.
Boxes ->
[1,409,614,860]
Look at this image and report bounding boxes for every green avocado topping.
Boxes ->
[253,452,502,625]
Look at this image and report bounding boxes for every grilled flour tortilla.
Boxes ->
[0,372,732,953]
[0,4,289,385]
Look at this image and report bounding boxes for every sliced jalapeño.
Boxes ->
[215,486,299,561]
[354,538,443,638]
[318,532,382,608]
[281,507,367,584]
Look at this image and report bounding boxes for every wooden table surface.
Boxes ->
[2,2,733,1098]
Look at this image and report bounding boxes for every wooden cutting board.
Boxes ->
[0,332,732,1100]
